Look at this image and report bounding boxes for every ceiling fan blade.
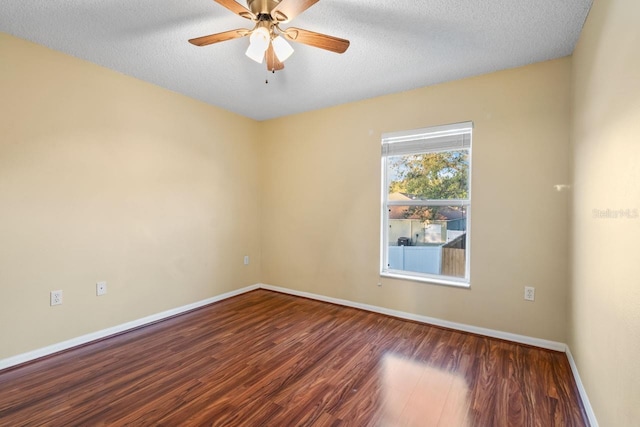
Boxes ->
[266,42,285,71]
[213,0,255,20]
[283,28,350,54]
[188,29,251,46]
[271,0,319,22]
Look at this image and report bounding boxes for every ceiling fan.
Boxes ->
[189,0,350,72]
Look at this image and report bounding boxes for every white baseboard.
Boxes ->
[0,284,260,371]
[259,283,567,352]
[565,347,599,427]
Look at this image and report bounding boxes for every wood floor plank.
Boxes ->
[0,289,588,426]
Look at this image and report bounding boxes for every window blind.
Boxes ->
[381,121,472,156]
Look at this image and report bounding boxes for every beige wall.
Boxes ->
[570,0,640,424]
[0,33,261,359]
[260,58,572,342]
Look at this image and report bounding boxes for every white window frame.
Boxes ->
[380,121,472,287]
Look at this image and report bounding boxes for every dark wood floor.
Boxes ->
[0,290,587,426]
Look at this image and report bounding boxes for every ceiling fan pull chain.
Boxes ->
[264,52,276,84]
[265,68,276,84]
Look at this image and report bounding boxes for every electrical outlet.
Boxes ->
[244,255,249,265]
[524,286,535,301]
[50,290,63,306]
[96,281,107,296]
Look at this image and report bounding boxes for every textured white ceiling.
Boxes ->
[1,0,592,121]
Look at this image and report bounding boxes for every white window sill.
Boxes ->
[380,270,470,289]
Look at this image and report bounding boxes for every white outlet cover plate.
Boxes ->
[524,286,535,301]
[50,290,63,306]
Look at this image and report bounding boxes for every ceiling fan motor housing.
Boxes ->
[247,0,282,17]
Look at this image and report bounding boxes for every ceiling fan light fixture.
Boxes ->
[245,42,266,63]
[272,35,294,62]
[245,26,270,63]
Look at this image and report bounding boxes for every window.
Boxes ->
[381,122,472,287]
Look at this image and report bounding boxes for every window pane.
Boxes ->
[387,205,467,278]
[387,150,469,200]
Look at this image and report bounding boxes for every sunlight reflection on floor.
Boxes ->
[378,353,470,427]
